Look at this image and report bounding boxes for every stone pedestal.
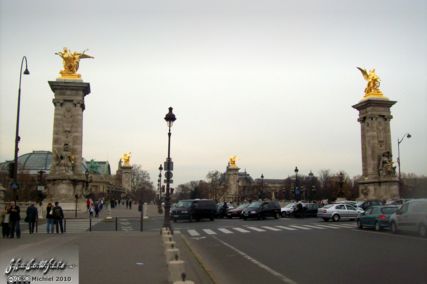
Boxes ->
[121,165,132,193]
[353,98,399,200]
[46,79,91,205]
[225,165,239,202]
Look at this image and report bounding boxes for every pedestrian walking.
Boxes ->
[26,203,38,234]
[46,203,54,234]
[52,202,64,233]
[89,204,94,218]
[129,200,132,210]
[1,205,10,238]
[95,201,100,217]
[8,202,21,238]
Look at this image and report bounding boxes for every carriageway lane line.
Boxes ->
[211,235,298,284]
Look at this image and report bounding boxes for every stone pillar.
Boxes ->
[225,165,239,202]
[353,98,399,200]
[121,165,132,193]
[46,79,90,206]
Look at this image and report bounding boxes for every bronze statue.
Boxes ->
[357,67,384,98]
[55,47,93,79]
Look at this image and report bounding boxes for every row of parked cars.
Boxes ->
[170,198,427,237]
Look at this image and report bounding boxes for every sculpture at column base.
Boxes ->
[357,178,399,201]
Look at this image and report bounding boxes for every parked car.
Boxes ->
[216,202,233,218]
[281,203,296,217]
[357,205,399,231]
[226,203,249,219]
[336,201,365,214]
[390,199,427,237]
[356,200,383,211]
[317,203,359,222]
[171,199,217,222]
[242,201,281,220]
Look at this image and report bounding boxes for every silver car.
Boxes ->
[317,204,359,222]
[390,199,427,237]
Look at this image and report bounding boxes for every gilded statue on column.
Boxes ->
[121,152,132,167]
[357,67,385,99]
[228,156,238,168]
[55,47,94,79]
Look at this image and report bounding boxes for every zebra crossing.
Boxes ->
[180,223,356,237]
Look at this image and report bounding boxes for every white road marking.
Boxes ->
[247,226,266,232]
[315,224,340,229]
[233,227,250,233]
[203,229,217,235]
[276,226,297,231]
[289,225,311,230]
[303,225,326,230]
[212,236,298,284]
[262,226,281,231]
[188,229,200,236]
[217,228,233,234]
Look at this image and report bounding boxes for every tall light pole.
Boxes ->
[294,167,299,201]
[259,174,264,200]
[158,164,163,214]
[308,171,314,201]
[397,133,411,191]
[338,172,344,199]
[163,107,176,233]
[12,56,30,202]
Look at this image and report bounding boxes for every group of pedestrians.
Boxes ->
[0,202,22,238]
[46,202,64,233]
[86,198,104,218]
[0,201,65,238]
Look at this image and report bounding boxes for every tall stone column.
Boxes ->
[46,79,90,205]
[121,165,132,193]
[353,98,399,200]
[225,165,240,202]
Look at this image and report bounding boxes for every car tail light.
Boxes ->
[378,214,386,220]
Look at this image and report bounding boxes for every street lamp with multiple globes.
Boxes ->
[397,133,411,186]
[12,56,30,202]
[308,170,314,201]
[338,171,344,198]
[163,107,176,233]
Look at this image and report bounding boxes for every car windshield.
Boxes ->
[248,201,262,208]
[236,204,249,209]
[176,201,192,208]
[381,207,398,214]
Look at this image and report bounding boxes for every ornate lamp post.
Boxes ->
[259,174,264,200]
[397,133,411,190]
[294,166,299,201]
[12,56,30,202]
[158,164,163,214]
[308,171,314,201]
[163,107,176,233]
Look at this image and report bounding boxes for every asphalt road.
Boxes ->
[166,217,427,284]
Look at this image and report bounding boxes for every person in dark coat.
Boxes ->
[52,202,64,233]
[46,203,54,234]
[26,203,38,234]
[8,202,21,238]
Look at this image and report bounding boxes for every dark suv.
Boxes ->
[242,201,281,220]
[171,199,216,222]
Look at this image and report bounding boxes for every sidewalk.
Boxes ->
[0,204,213,284]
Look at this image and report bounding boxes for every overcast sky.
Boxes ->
[1,0,426,186]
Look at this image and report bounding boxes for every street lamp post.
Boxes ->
[397,133,411,188]
[163,107,176,233]
[259,174,264,200]
[158,164,163,214]
[308,171,314,201]
[12,56,30,202]
[294,167,299,201]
